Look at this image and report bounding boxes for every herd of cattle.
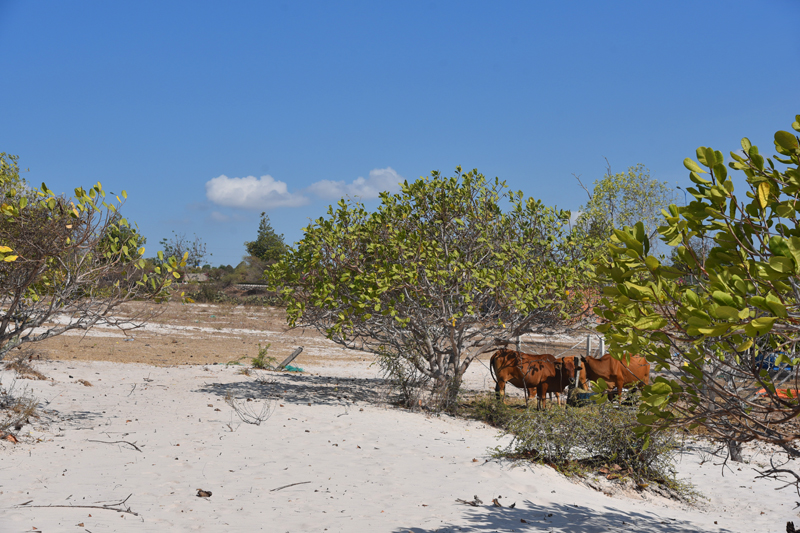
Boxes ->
[489,348,651,408]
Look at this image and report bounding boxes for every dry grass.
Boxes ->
[4,350,48,380]
[0,378,39,434]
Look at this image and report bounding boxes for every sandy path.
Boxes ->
[0,359,797,532]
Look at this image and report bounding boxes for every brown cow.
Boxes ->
[490,349,577,409]
[579,353,650,401]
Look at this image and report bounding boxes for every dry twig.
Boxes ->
[18,493,138,516]
[87,439,142,452]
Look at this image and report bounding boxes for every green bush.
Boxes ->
[251,344,276,370]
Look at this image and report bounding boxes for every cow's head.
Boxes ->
[554,356,577,383]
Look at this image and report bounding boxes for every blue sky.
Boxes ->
[1,1,798,266]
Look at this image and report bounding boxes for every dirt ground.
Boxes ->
[21,301,592,371]
[25,301,370,369]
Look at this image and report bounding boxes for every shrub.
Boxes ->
[463,393,519,428]
[375,351,431,409]
[499,403,682,488]
[251,344,276,370]
[0,377,38,435]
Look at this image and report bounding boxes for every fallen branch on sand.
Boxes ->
[18,493,139,516]
[88,439,142,452]
[270,481,311,492]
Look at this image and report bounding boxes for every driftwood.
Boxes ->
[276,347,303,370]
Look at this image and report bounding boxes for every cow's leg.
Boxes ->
[538,384,548,410]
[495,379,506,403]
[613,380,624,404]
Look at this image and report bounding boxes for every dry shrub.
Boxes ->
[464,393,519,428]
[376,352,431,410]
[0,378,38,433]
[498,402,683,490]
[224,391,275,425]
[185,283,283,306]
[4,350,47,381]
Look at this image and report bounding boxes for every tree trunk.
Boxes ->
[727,439,743,462]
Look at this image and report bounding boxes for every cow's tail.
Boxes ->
[488,354,498,385]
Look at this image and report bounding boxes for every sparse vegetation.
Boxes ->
[463,394,688,496]
[183,282,282,306]
[0,377,38,436]
[4,350,47,381]
[251,343,276,370]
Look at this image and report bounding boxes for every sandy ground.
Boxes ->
[0,303,798,532]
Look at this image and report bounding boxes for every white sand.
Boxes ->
[0,359,797,532]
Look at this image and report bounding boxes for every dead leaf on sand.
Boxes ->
[492,498,502,507]
[197,489,212,498]
[3,433,18,444]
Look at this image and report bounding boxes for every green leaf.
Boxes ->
[769,236,791,257]
[684,158,706,173]
[775,130,799,152]
[735,338,753,352]
[765,293,788,318]
[768,256,794,274]
[745,316,776,336]
[715,306,740,320]
[649,382,673,395]
[711,291,735,307]
[634,315,667,330]
[696,324,729,336]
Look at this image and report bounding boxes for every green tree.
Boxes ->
[0,154,184,359]
[245,212,287,263]
[595,115,800,485]
[268,168,600,409]
[576,164,676,255]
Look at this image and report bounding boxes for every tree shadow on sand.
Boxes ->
[393,500,730,533]
[195,372,389,407]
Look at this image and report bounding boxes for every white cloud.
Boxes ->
[205,175,309,209]
[306,167,403,200]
